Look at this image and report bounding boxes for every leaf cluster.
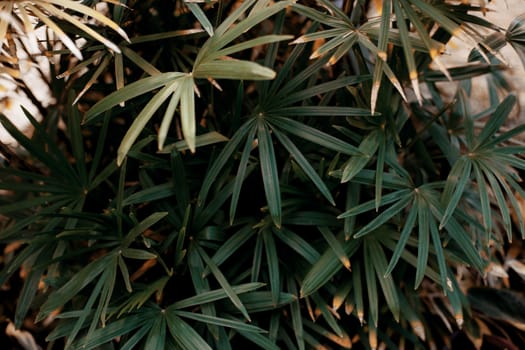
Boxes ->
[2,0,525,349]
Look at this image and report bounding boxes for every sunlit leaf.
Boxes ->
[194,60,276,80]
[84,73,186,124]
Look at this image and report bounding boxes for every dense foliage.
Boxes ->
[2,0,525,349]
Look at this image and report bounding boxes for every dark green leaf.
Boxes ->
[257,119,281,227]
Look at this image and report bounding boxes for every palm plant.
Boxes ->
[2,0,525,349]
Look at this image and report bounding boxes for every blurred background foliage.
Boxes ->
[1,0,525,349]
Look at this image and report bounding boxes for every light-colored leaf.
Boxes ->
[84,72,186,124]
[179,75,197,153]
[117,80,180,165]
[186,2,214,36]
[47,0,130,42]
[158,82,183,151]
[194,60,276,80]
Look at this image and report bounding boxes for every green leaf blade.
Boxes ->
[257,119,282,227]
